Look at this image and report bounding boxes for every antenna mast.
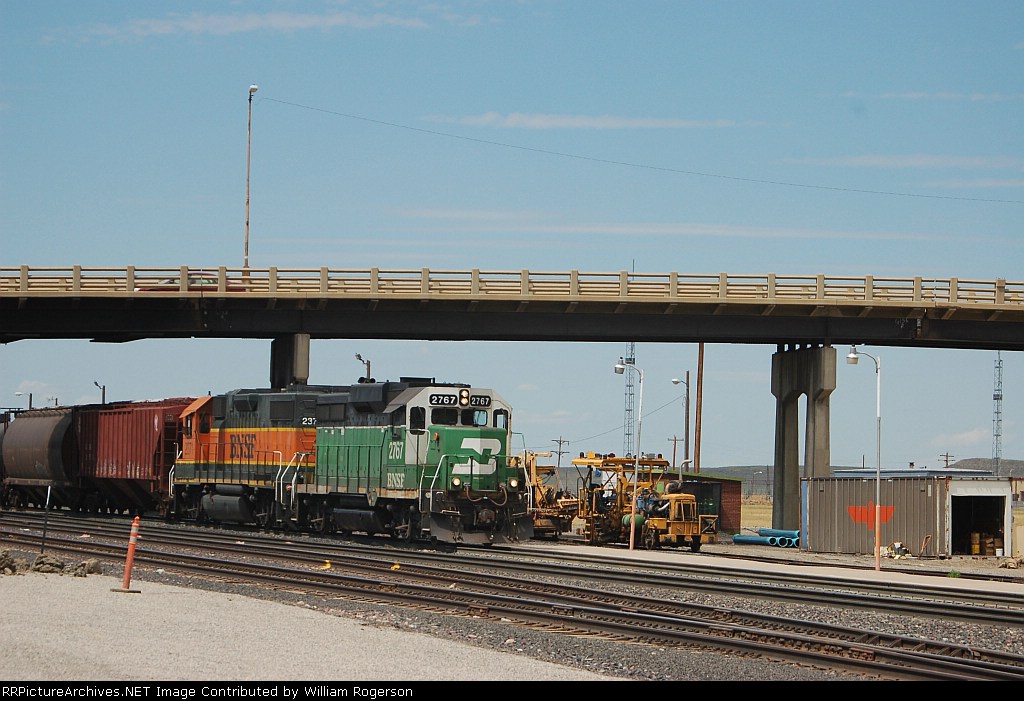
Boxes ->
[993,351,1003,474]
[623,342,636,456]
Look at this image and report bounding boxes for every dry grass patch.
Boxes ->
[740,499,773,531]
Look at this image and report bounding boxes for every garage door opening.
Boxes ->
[951,495,1005,555]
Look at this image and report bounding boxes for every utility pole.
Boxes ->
[939,452,955,468]
[668,436,684,470]
[694,343,704,473]
[552,433,569,489]
[551,436,569,482]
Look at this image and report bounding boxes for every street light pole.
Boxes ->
[671,372,690,479]
[355,353,371,382]
[94,381,106,404]
[244,84,258,271]
[14,392,32,409]
[847,346,882,572]
[614,357,644,551]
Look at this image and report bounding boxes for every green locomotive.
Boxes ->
[173,377,533,545]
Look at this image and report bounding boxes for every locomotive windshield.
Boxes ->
[428,407,496,427]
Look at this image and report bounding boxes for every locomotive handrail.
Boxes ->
[426,453,471,506]
[1,265,1021,311]
[288,452,310,514]
[273,451,297,514]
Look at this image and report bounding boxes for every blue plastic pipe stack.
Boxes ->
[732,528,800,548]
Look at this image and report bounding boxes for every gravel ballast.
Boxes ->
[1,546,1021,682]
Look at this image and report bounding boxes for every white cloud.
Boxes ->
[401,208,550,222]
[930,427,989,449]
[47,10,429,43]
[923,179,1024,190]
[792,155,1024,169]
[424,112,747,129]
[839,91,1024,103]
[393,214,944,243]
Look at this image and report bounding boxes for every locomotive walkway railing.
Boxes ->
[1,266,1022,311]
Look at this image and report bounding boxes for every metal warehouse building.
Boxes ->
[801,468,1016,559]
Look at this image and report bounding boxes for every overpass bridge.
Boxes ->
[2,265,1022,348]
[4,266,1021,530]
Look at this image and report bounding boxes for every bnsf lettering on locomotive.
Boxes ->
[388,440,404,460]
[469,395,491,407]
[229,433,256,459]
[429,393,457,406]
[386,472,405,489]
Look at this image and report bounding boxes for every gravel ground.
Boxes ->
[4,545,1022,682]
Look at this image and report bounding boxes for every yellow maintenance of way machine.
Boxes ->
[519,451,580,539]
[570,452,719,551]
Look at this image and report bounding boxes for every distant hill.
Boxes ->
[546,459,1022,500]
[944,457,1024,477]
[701,459,1024,488]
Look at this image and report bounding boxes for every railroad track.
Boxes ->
[3,512,1023,681]
[7,511,1022,623]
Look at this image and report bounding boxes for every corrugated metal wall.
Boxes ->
[803,477,948,557]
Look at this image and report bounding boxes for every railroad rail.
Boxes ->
[3,512,1023,681]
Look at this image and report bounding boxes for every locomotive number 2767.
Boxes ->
[388,440,404,460]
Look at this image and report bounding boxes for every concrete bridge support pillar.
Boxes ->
[270,333,310,388]
[770,344,836,530]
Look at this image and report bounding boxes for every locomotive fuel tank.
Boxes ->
[201,492,254,523]
[332,508,389,535]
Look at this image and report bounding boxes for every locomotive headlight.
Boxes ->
[458,388,470,406]
[508,479,519,489]
[451,477,462,488]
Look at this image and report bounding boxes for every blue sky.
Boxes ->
[1,2,1022,471]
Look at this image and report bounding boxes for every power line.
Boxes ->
[526,392,686,453]
[264,97,1024,205]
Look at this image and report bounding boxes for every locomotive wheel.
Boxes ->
[404,512,421,542]
[253,494,274,529]
[309,502,334,535]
